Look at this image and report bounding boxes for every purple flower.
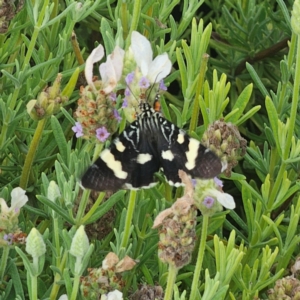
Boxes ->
[139,76,150,89]
[96,126,110,142]
[108,92,117,102]
[113,109,122,123]
[4,233,13,245]
[214,177,223,188]
[72,122,84,138]
[125,72,135,85]
[122,98,128,108]
[125,87,131,97]
[203,196,215,208]
[159,79,167,91]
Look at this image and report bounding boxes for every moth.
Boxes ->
[81,97,224,191]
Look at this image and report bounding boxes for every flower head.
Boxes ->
[121,31,172,122]
[96,126,110,142]
[194,178,235,216]
[153,171,197,269]
[201,120,247,177]
[80,252,134,298]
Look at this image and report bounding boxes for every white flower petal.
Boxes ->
[11,187,28,210]
[131,31,153,76]
[109,46,125,81]
[107,290,123,300]
[217,192,235,209]
[85,44,105,85]
[0,198,9,214]
[208,189,235,209]
[147,53,172,83]
[58,295,68,300]
[100,58,117,94]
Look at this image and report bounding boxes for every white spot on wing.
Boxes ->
[167,180,184,187]
[221,160,227,172]
[100,149,128,179]
[185,138,200,170]
[161,150,174,161]
[177,133,185,144]
[114,139,126,152]
[137,153,152,164]
[124,182,157,190]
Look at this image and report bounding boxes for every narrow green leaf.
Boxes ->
[246,63,270,98]
[169,104,183,128]
[226,84,253,123]
[265,96,279,149]
[14,247,34,276]
[7,261,25,300]
[176,48,187,92]
[235,105,261,126]
[36,195,74,224]
[51,116,68,163]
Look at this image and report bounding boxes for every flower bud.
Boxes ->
[69,225,89,259]
[201,119,247,177]
[25,228,46,258]
[292,0,300,35]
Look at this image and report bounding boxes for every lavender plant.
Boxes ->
[0,0,299,299]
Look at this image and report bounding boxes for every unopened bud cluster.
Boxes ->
[129,284,164,300]
[80,252,136,299]
[268,276,300,300]
[27,74,68,120]
[156,200,197,269]
[202,119,247,177]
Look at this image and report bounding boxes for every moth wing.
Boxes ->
[81,124,139,191]
[157,119,222,186]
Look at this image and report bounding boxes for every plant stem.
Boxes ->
[190,214,209,300]
[49,250,68,299]
[81,192,105,224]
[164,264,178,300]
[23,0,49,69]
[121,190,137,249]
[70,273,80,300]
[31,270,38,300]
[0,246,10,283]
[19,118,47,189]
[74,189,90,226]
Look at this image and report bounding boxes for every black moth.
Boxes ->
[81,99,223,191]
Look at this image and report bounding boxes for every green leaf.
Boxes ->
[51,116,68,163]
[36,195,74,224]
[7,260,25,300]
[226,84,253,123]
[14,247,35,276]
[246,63,270,98]
[169,104,183,128]
[235,105,261,126]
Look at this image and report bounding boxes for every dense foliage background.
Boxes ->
[1,0,300,299]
